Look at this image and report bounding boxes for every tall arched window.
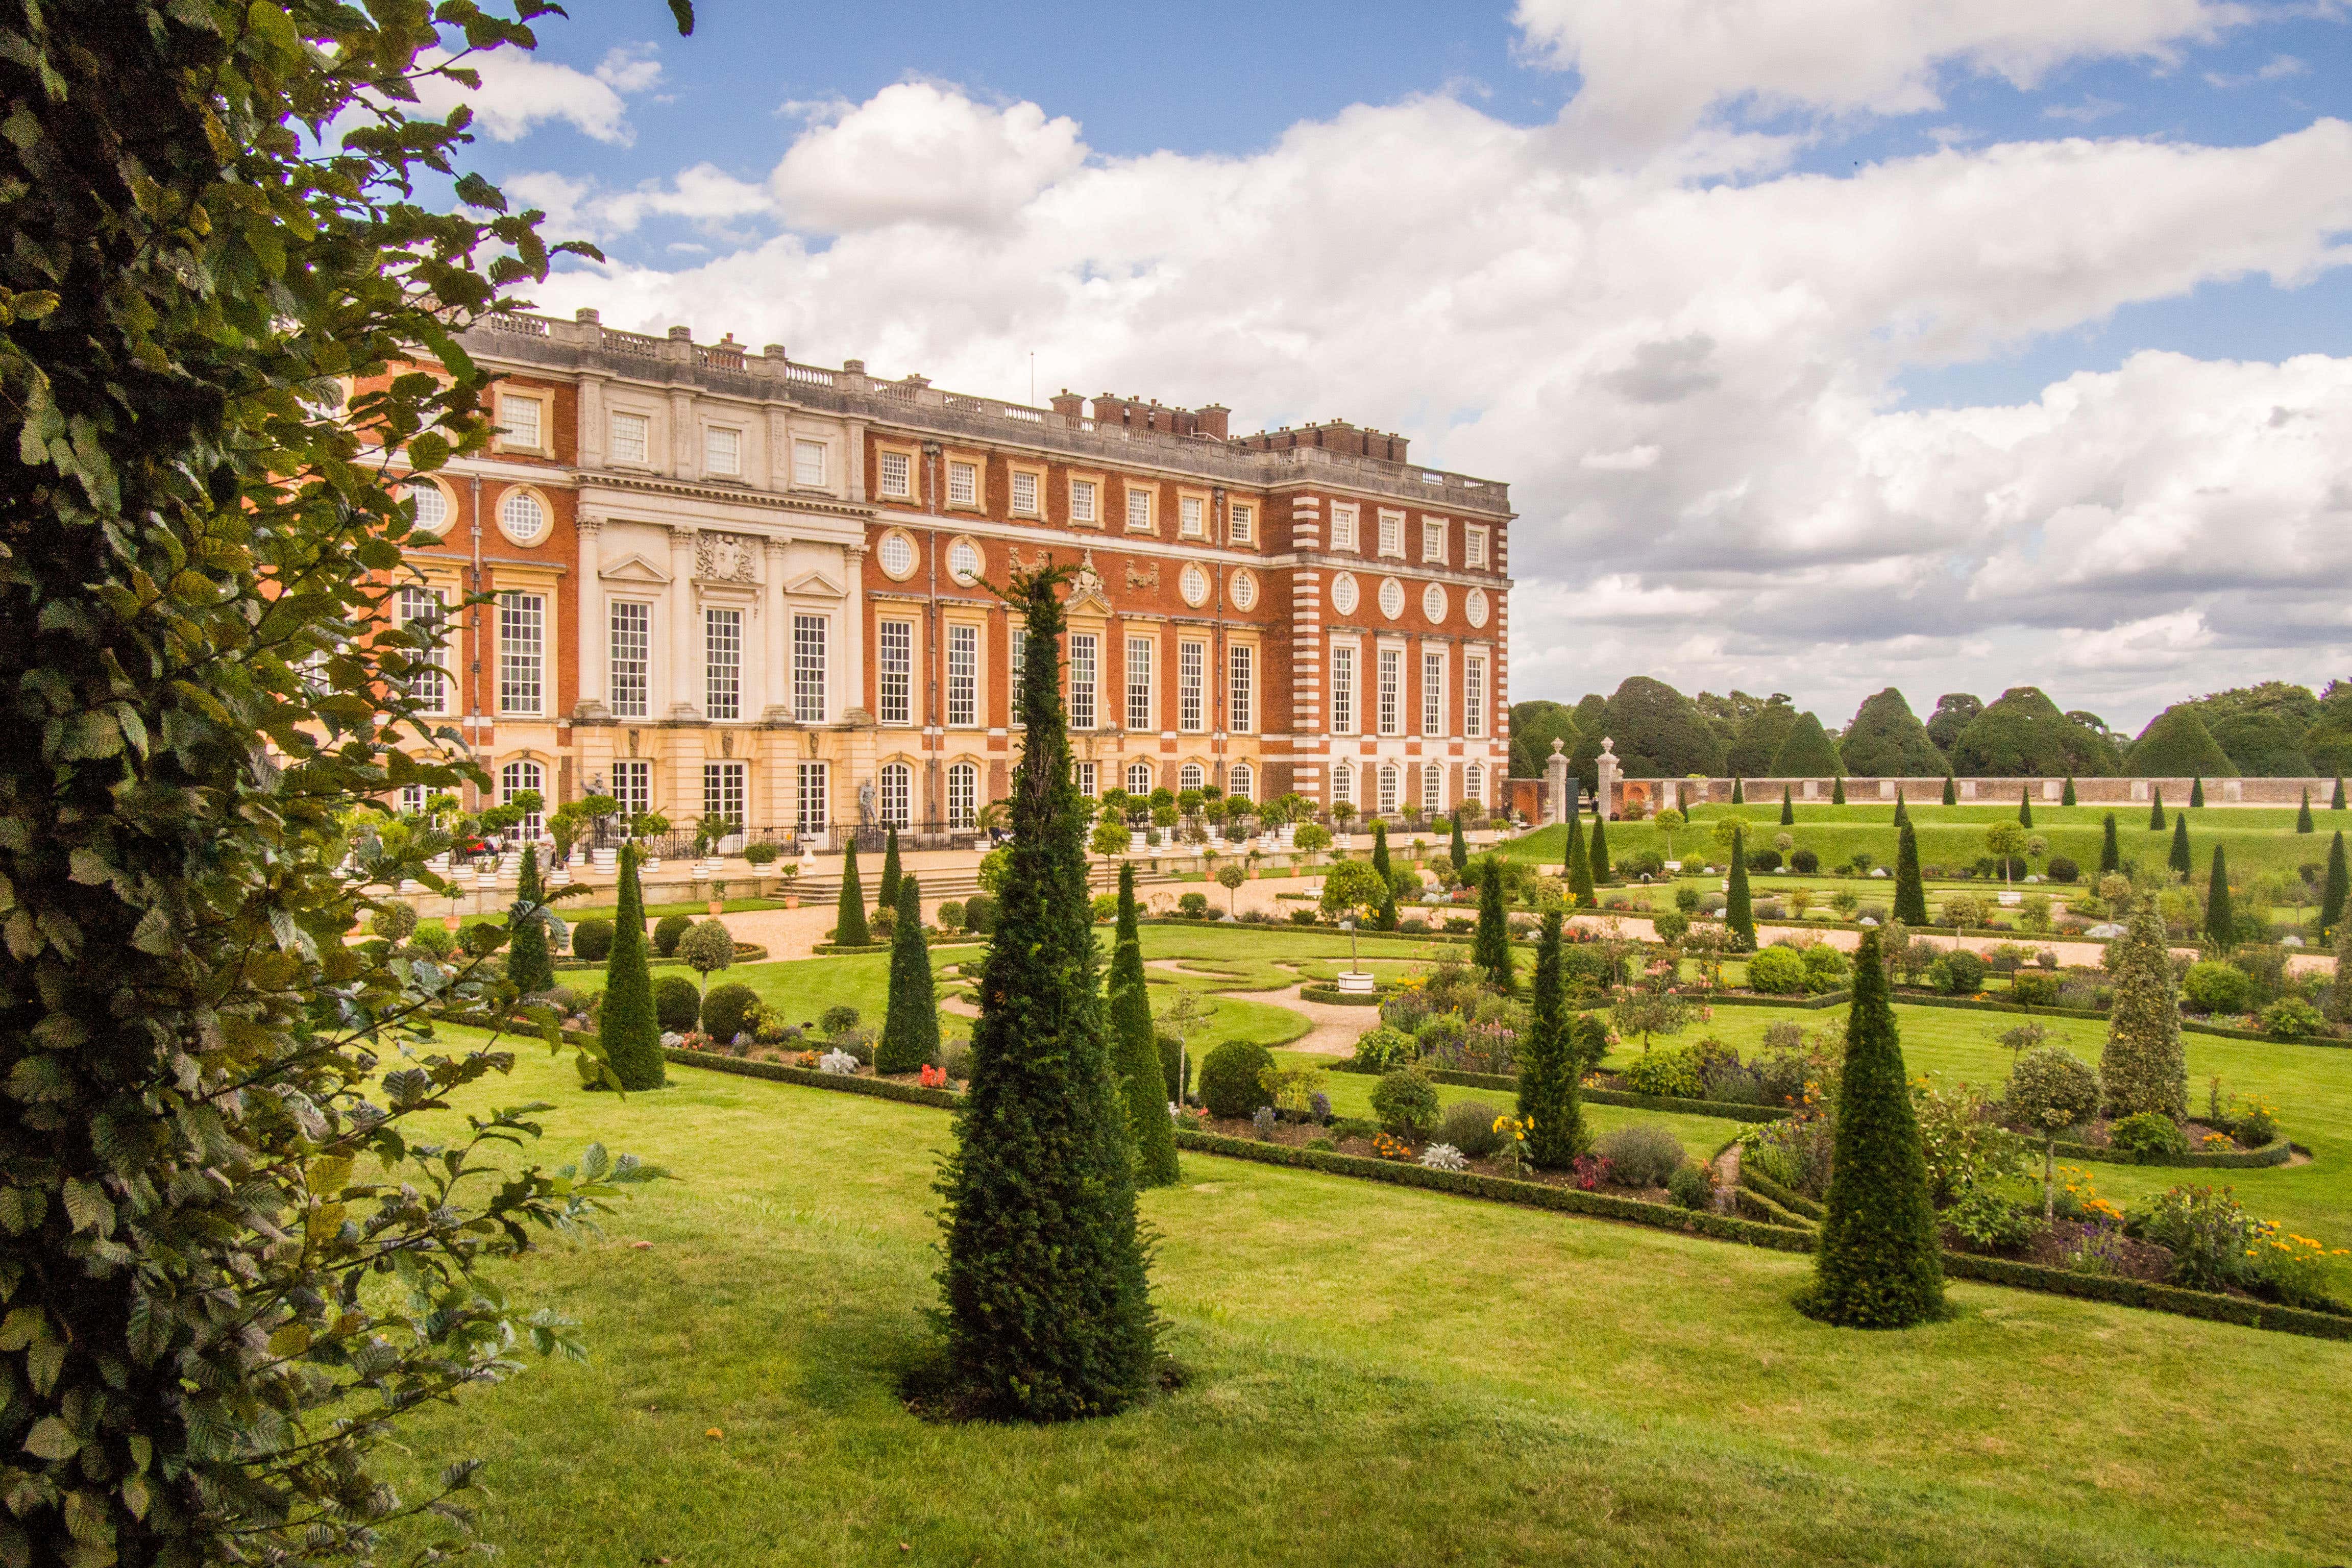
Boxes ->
[1227,763,1253,801]
[1179,762,1205,792]
[1330,764,1352,807]
[946,763,978,829]
[501,760,544,839]
[1126,761,1153,796]
[1465,764,1484,807]
[878,762,913,828]
[1423,762,1443,814]
[1378,764,1400,814]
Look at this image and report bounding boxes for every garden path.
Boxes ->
[1267,982,1378,1059]
[1568,911,2334,973]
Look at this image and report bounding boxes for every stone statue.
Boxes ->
[857,778,876,823]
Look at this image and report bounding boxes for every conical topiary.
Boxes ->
[879,823,903,913]
[1449,808,1467,873]
[1942,774,1957,807]
[1588,814,1612,886]
[2335,777,2346,812]
[1780,786,1795,826]
[2190,777,2206,809]
[2099,814,2120,875]
[1731,778,1745,805]
[2148,787,2165,832]
[2203,844,2234,948]
[1832,775,1846,806]
[1892,787,1908,827]
[1769,710,1843,779]
[2017,787,2032,828]
[1726,826,1755,950]
[2062,775,2077,807]
[2101,904,2187,1120]
[836,837,871,946]
[507,842,554,996]
[877,874,938,1075]
[936,564,1156,1420]
[600,843,665,1090]
[2331,919,2352,1027]
[1376,869,1398,933]
[1109,862,1181,1187]
[1517,910,1587,1168]
[1797,928,1945,1328]
[2169,814,2192,877]
[1893,820,1927,926]
[1474,856,1512,991]
[2298,789,2315,834]
[1566,812,1595,907]
[2321,830,2347,935]
[1371,819,1391,883]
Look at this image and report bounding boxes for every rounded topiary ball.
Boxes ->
[1199,1040,1276,1120]
[571,917,614,963]
[654,974,701,1033]
[700,981,760,1043]
[653,913,693,957]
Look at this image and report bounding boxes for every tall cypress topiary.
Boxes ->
[1517,910,1586,1167]
[877,874,938,1075]
[937,566,1155,1420]
[2298,789,2315,834]
[1474,856,1513,990]
[601,843,665,1091]
[1376,869,1399,933]
[2169,814,2192,877]
[2190,777,2206,809]
[2148,787,2166,832]
[2335,777,2346,812]
[1731,777,1745,805]
[1831,774,1846,805]
[1798,929,1945,1328]
[1588,813,1612,886]
[2100,904,2187,1119]
[1942,774,1957,806]
[2062,775,2077,807]
[2321,830,2347,935]
[1893,787,1908,826]
[1566,813,1595,907]
[835,836,871,946]
[1109,863,1181,1188]
[2332,919,2352,1026]
[1780,785,1795,826]
[879,824,902,913]
[1371,819,1392,883]
[2017,787,2032,828]
[2204,844,2234,948]
[2099,813,2120,874]
[1893,820,1927,926]
[1449,808,1468,873]
[1726,826,1755,950]
[507,842,553,996]
[1371,818,1399,929]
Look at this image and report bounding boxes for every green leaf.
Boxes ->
[21,1417,78,1461]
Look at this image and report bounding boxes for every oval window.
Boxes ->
[1422,582,1448,623]
[497,489,547,546]
[1465,587,1490,628]
[1230,570,1257,611]
[1378,577,1405,620]
[1330,572,1359,616]
[1180,563,1210,607]
[404,483,449,535]
[877,530,917,580]
[948,537,983,584]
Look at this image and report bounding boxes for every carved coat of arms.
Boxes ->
[695,531,760,583]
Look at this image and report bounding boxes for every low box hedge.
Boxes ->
[1936,1251,2352,1340]
[662,1048,962,1109]
[1297,983,1385,1006]
[1890,991,2107,1021]
[1734,1187,1811,1228]
[2050,1134,2296,1170]
[1738,1166,1825,1221]
[1705,989,1850,1011]
[1330,1059,1790,1123]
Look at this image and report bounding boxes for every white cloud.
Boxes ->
[1512,0,2250,148]
[524,75,2352,728]
[2206,52,2308,87]
[412,44,665,145]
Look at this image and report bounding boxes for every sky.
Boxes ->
[429,0,2352,736]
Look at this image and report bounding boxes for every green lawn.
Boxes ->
[380,1038,2352,1566]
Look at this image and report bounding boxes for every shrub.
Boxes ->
[1799,943,1851,992]
[1592,1123,1685,1187]
[1369,1065,1442,1138]
[944,1043,976,1083]
[1176,891,1210,919]
[2009,973,2059,1007]
[1200,1040,1278,1119]
[1620,1041,1706,1099]
[1090,892,1119,923]
[2180,960,2250,1015]
[1748,848,1783,873]
[1290,908,1319,925]
[2046,855,2079,884]
[654,975,702,1033]
[2259,997,2323,1040]
[1946,1188,2040,1253]
[937,899,966,930]
[653,912,693,957]
[2233,1096,2280,1147]
[1436,1099,1508,1158]
[700,982,762,1044]
[371,901,420,942]
[571,917,615,963]
[1929,949,1987,995]
[820,1004,862,1036]
[406,923,456,960]
[1666,1163,1713,1211]
[1652,911,1689,944]
[2139,1185,2251,1292]
[963,893,999,935]
[743,841,781,866]
[871,908,897,941]
[2109,1111,2187,1157]
[1674,885,1702,914]
[677,918,737,984]
[1352,1025,1417,1072]
[1790,847,1820,874]
[1745,945,1809,995]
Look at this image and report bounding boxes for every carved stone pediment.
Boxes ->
[599,552,672,585]
[1067,549,1111,616]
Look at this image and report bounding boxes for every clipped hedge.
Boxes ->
[2051,1135,2297,1170]
[1297,983,1385,1006]
[1707,989,1850,1011]
[1937,1252,2352,1340]
[1890,991,2106,1022]
[1739,1166,1826,1221]
[1735,1186,1811,1228]
[1169,1129,1816,1250]
[1330,1060,1791,1122]
[660,1048,961,1108]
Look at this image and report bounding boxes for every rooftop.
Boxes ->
[461,309,1511,514]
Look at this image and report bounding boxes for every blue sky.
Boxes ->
[438,2,2352,728]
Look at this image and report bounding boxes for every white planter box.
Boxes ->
[1336,971,1377,995]
[1998,891,2023,906]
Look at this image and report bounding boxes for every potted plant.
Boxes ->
[779,861,800,908]
[707,879,728,917]
[632,810,670,872]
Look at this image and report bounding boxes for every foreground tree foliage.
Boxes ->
[935,567,1157,1420]
[1798,931,1946,1328]
[0,5,692,1562]
[2101,906,2187,1120]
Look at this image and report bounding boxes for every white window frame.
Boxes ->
[398,584,449,714]
[796,761,828,834]
[1068,632,1098,730]
[703,761,746,836]
[704,425,742,478]
[1125,635,1154,732]
[497,591,545,716]
[501,760,545,838]
[792,614,827,724]
[1126,761,1153,796]
[946,762,978,829]
[1331,505,1358,551]
[878,762,913,827]
[1009,623,1028,725]
[1331,764,1352,807]
[609,410,650,466]
[1379,510,1405,558]
[1228,644,1254,733]
[1124,485,1153,533]
[1331,642,1356,736]
[1466,764,1484,806]
[1178,640,1205,733]
[947,623,978,727]
[1423,761,1443,815]
[947,458,979,509]
[1230,503,1254,545]
[1464,655,1485,739]
[1465,525,1489,569]
[878,449,913,499]
[1179,496,1205,538]
[705,605,743,721]
[793,438,826,487]
[1423,519,1447,564]
[1179,762,1205,792]
[612,758,651,826]
[878,619,914,727]
[1010,469,1040,517]
[1075,760,1097,797]
[497,392,545,454]
[1069,478,1098,525]
[1379,764,1400,814]
[1423,650,1445,738]
[1377,647,1402,737]
[609,600,651,720]
[1228,763,1253,801]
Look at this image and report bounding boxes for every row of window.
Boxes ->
[1327,504,1490,569]
[1327,760,1489,813]
[1328,646,1488,739]
[874,453,1259,546]
[499,390,837,490]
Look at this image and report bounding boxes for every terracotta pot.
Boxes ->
[784,894,800,910]
[443,913,462,932]
[707,900,724,916]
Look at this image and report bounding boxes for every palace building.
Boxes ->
[386,309,1514,845]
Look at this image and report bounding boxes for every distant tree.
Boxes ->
[877,875,938,1076]
[1573,676,1727,783]
[1731,777,1746,804]
[1450,808,1469,872]
[1942,774,1957,806]
[2061,776,2077,806]
[878,824,903,913]
[1951,687,2123,777]
[1926,693,1983,756]
[1893,821,1928,925]
[1769,711,1844,778]
[2149,787,2166,833]
[1509,699,1580,778]
[507,844,555,995]
[1892,788,1908,827]
[1588,814,1613,886]
[2012,1046,2105,1220]
[2298,789,2315,834]
[1840,688,1948,777]
[2338,777,2348,811]
[1726,698,1800,778]
[1108,864,1181,1187]
[2322,831,2348,935]
[1780,785,1795,826]
[2017,787,2033,828]
[1986,821,2027,892]
[1831,774,1847,805]
[1566,812,1595,907]
[2100,814,2121,875]
[2204,708,2315,777]
[836,837,871,946]
[678,919,736,994]
[2125,704,2232,777]
[2333,922,2352,1027]
[2169,814,2192,877]
[2191,776,2206,808]
[604,845,667,1091]
[1216,862,1247,915]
